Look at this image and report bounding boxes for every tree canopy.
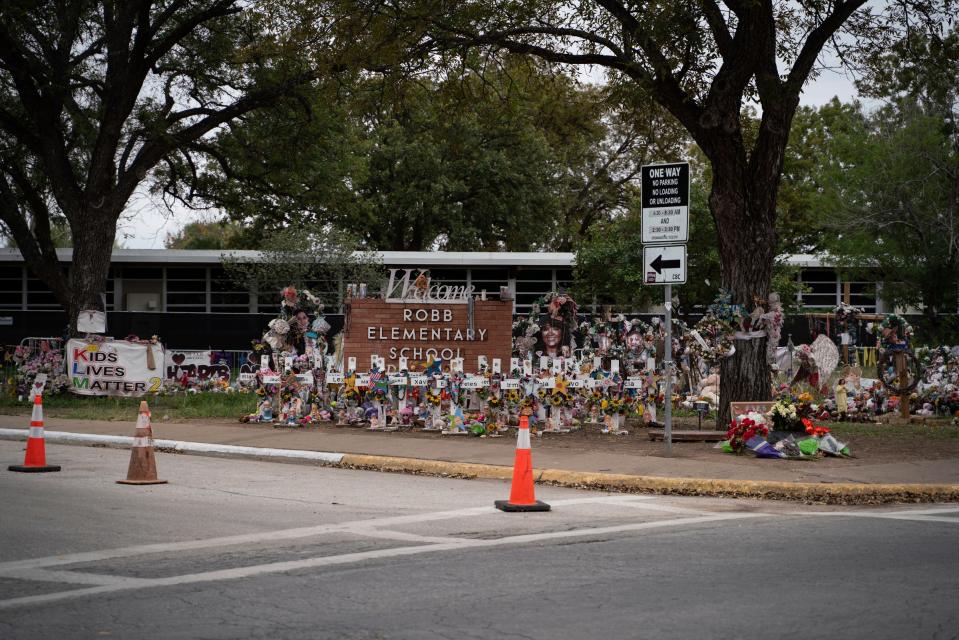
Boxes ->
[184,58,686,251]
[806,99,959,320]
[0,0,353,330]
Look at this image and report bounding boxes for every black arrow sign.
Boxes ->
[650,254,681,274]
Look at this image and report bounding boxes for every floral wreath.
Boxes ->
[262,285,330,354]
[879,313,913,349]
[707,289,746,327]
[833,302,864,325]
[512,292,580,357]
[687,315,735,362]
[512,316,541,357]
[543,292,579,328]
[621,317,650,340]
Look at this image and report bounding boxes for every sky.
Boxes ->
[119,65,864,250]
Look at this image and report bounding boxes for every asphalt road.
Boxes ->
[1,441,958,640]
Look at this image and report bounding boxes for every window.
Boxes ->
[166,267,207,312]
[0,266,21,310]
[799,269,837,309]
[514,268,555,314]
[845,281,878,312]
[468,268,509,298]
[210,269,250,312]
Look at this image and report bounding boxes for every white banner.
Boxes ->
[164,350,230,380]
[68,339,165,397]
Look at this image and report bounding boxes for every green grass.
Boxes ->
[828,421,959,440]
[0,392,257,421]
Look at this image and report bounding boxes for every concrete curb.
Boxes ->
[0,429,345,465]
[3,428,958,504]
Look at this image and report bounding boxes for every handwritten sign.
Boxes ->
[461,377,487,389]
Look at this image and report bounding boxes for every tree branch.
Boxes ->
[786,0,869,97]
[700,0,734,57]
[118,70,316,200]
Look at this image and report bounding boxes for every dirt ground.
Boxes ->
[256,414,959,467]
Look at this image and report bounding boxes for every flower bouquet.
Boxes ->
[725,414,770,454]
[769,398,800,431]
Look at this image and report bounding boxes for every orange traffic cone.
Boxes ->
[495,416,550,512]
[117,401,167,485]
[9,394,61,473]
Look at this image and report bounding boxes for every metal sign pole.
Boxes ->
[664,284,673,455]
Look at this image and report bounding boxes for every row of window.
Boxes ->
[0,265,875,313]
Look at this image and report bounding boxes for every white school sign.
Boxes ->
[384,269,475,303]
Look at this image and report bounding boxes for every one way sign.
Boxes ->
[643,244,687,285]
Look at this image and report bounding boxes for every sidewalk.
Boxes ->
[2,415,958,503]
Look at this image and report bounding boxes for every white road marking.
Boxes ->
[0,495,659,573]
[870,514,959,524]
[611,501,718,515]
[0,512,761,610]
[2,568,151,587]
[783,507,959,520]
[3,494,952,612]
[348,528,475,545]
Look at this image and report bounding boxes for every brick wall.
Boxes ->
[342,298,513,372]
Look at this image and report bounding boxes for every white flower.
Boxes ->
[264,333,284,350]
[268,318,290,335]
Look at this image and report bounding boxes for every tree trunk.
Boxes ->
[710,166,777,427]
[67,209,119,336]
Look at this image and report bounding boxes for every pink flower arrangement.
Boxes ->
[281,286,298,306]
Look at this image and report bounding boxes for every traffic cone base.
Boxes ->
[9,463,61,473]
[495,499,551,512]
[9,394,60,473]
[495,416,550,512]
